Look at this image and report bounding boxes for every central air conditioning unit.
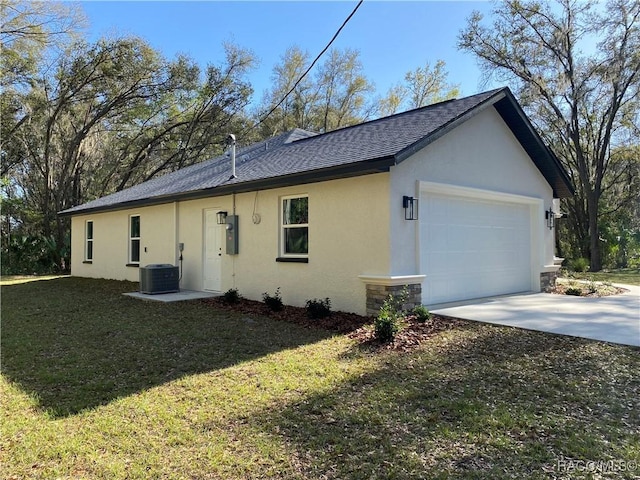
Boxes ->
[139,264,179,294]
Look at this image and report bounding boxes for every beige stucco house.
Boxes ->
[60,88,573,316]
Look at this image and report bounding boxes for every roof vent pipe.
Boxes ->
[227,134,237,179]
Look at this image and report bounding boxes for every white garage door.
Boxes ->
[420,191,532,305]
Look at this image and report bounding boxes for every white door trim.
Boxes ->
[419,181,542,205]
[203,208,224,292]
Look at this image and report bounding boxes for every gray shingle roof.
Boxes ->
[60,87,572,216]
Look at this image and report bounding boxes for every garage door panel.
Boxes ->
[427,252,449,273]
[425,276,458,304]
[421,192,532,305]
[426,227,448,251]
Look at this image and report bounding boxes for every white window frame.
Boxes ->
[129,215,141,264]
[280,194,309,258]
[85,220,93,261]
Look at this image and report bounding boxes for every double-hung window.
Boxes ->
[281,195,308,258]
[85,220,93,262]
[129,215,141,264]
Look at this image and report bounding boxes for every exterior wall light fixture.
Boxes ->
[216,211,228,225]
[403,196,418,221]
[545,208,555,230]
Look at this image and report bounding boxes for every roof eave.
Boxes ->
[58,156,395,217]
[493,89,574,198]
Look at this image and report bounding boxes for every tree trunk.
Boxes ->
[587,193,602,271]
[55,216,68,271]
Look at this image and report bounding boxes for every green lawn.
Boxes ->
[566,268,640,286]
[2,277,639,479]
[1,274,69,285]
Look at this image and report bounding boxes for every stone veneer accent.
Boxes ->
[365,283,422,317]
[540,271,558,291]
[540,258,563,292]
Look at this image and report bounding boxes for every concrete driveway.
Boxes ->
[431,284,640,347]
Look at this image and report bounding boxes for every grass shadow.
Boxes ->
[252,326,640,479]
[1,277,333,418]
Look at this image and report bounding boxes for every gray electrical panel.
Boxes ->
[225,215,238,255]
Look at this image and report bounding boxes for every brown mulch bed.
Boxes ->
[202,297,370,333]
[201,297,466,351]
[347,315,468,352]
[548,283,628,297]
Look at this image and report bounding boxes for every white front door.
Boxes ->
[203,209,223,291]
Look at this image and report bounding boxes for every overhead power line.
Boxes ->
[247,0,364,135]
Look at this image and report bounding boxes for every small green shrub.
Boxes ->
[306,298,331,319]
[570,257,590,273]
[262,287,283,312]
[565,286,583,296]
[374,310,400,343]
[222,288,241,304]
[412,305,432,323]
[374,290,408,343]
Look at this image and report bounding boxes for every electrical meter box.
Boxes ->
[226,215,238,255]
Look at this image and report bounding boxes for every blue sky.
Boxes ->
[79,1,497,107]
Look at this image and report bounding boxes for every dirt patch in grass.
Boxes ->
[203,297,465,351]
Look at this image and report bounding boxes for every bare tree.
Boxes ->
[255,46,373,136]
[1,0,84,176]
[377,60,460,117]
[459,0,640,270]
[5,37,255,269]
